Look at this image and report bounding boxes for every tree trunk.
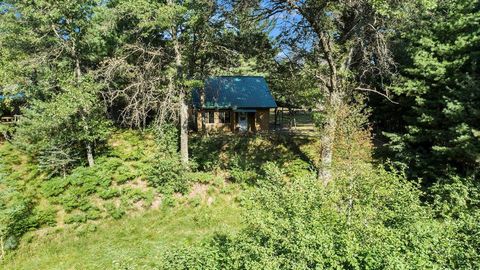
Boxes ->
[200,89,207,135]
[318,90,342,185]
[179,91,189,164]
[1,236,5,260]
[75,55,95,168]
[85,141,95,167]
[169,7,189,165]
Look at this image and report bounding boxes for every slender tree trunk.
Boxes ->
[179,91,189,164]
[85,141,95,167]
[318,91,342,185]
[0,236,5,260]
[74,56,95,167]
[200,89,207,135]
[169,7,189,165]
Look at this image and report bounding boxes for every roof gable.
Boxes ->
[192,76,277,109]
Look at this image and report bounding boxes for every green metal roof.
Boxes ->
[192,76,277,109]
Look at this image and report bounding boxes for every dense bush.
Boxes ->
[160,163,480,269]
[148,125,189,194]
[0,189,35,253]
[158,246,220,270]
[148,156,188,193]
[0,189,57,256]
[428,175,480,268]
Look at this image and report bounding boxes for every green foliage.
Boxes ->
[41,177,70,198]
[188,196,202,208]
[158,246,219,270]
[1,0,112,170]
[148,125,189,194]
[85,207,102,221]
[229,168,258,185]
[123,188,148,203]
[385,0,480,184]
[148,154,188,194]
[64,213,88,225]
[427,175,480,268]
[104,202,126,220]
[282,158,313,179]
[114,165,137,184]
[97,187,121,200]
[184,171,220,185]
[0,186,56,253]
[162,163,480,269]
[32,207,58,228]
[190,134,308,176]
[0,189,36,252]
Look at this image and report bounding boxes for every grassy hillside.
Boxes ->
[1,196,242,270]
[1,130,317,269]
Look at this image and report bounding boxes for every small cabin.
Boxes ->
[192,76,277,133]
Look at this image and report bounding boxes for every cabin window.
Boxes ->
[219,111,231,124]
[208,111,215,124]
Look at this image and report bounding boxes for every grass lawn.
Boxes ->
[1,195,242,270]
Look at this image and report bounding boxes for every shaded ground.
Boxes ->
[190,132,318,172]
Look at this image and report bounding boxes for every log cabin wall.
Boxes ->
[196,110,233,132]
[195,109,271,133]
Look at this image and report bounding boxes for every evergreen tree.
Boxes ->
[1,0,112,169]
[385,0,480,184]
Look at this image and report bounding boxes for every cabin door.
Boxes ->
[238,112,248,132]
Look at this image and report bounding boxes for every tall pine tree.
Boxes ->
[385,0,480,184]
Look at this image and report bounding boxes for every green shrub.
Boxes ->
[98,187,121,200]
[282,158,313,179]
[143,190,155,207]
[33,207,57,227]
[131,162,153,178]
[162,194,176,208]
[45,165,119,212]
[158,246,220,270]
[124,188,147,203]
[58,188,90,212]
[217,165,465,269]
[86,207,102,220]
[163,164,480,269]
[229,168,257,185]
[0,189,36,252]
[64,213,88,224]
[185,171,217,184]
[148,156,189,194]
[41,177,70,197]
[69,167,111,195]
[189,135,224,171]
[220,184,237,195]
[104,202,126,220]
[188,196,202,208]
[114,165,137,184]
[94,156,123,174]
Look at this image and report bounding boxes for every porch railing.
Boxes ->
[0,115,22,124]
